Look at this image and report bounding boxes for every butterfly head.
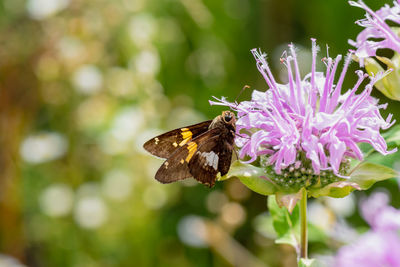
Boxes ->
[222,110,236,125]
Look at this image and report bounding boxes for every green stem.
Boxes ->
[300,188,308,259]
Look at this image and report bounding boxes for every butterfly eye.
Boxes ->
[224,113,232,122]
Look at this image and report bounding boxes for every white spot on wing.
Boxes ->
[199,151,218,170]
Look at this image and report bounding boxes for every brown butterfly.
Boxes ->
[143,111,236,187]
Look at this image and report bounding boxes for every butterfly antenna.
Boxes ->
[234,85,250,104]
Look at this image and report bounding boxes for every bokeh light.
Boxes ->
[20,133,68,164]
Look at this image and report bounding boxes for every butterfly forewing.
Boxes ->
[143,120,212,159]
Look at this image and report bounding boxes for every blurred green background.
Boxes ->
[0,0,399,266]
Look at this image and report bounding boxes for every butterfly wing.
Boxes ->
[155,128,219,184]
[187,119,235,186]
[187,134,221,187]
[143,120,212,159]
[216,139,234,177]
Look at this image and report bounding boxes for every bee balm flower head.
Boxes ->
[211,39,396,191]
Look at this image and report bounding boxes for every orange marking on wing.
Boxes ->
[185,142,197,162]
[180,128,193,146]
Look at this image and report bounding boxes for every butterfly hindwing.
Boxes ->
[154,152,192,184]
[155,129,219,184]
[217,140,234,177]
[143,120,212,159]
[188,135,221,187]
[187,118,235,186]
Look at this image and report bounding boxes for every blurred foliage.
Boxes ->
[0,0,399,267]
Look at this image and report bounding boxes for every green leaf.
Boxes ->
[308,162,399,198]
[364,51,400,101]
[308,181,360,198]
[349,162,399,190]
[268,195,300,252]
[220,161,277,195]
[385,124,400,144]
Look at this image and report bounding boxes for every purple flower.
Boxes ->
[335,231,400,267]
[360,192,400,231]
[334,192,400,267]
[349,0,400,66]
[211,39,396,186]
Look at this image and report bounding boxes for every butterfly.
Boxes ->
[143,111,236,187]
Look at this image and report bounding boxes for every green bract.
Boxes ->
[220,159,398,211]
